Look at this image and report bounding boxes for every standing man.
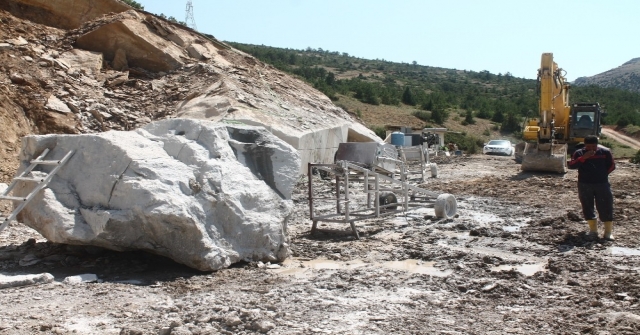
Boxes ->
[569,135,616,240]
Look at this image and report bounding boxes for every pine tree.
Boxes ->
[431,108,447,124]
[500,113,521,132]
[402,87,416,106]
[464,110,475,124]
[492,109,504,123]
[421,99,434,111]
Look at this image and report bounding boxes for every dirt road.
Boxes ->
[602,128,640,150]
[1,154,639,334]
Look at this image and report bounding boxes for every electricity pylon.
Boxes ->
[185,0,197,30]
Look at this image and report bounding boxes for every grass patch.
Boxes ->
[623,125,640,139]
[412,110,430,122]
[600,141,614,149]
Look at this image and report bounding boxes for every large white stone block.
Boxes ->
[14,119,300,271]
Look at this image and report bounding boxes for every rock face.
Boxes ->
[57,49,104,77]
[76,11,187,72]
[0,0,129,29]
[14,119,300,271]
[574,57,640,93]
[0,2,380,183]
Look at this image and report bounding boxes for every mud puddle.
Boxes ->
[437,241,546,263]
[270,258,452,277]
[610,247,640,256]
[490,263,547,276]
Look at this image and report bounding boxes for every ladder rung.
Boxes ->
[30,160,62,165]
[0,195,27,202]
[14,176,46,182]
[0,149,75,234]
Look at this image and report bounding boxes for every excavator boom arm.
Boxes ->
[519,53,571,173]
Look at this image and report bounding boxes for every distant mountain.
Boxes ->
[573,58,640,93]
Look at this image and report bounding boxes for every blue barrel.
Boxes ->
[391,132,405,146]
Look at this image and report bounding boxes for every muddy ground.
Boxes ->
[1,154,640,335]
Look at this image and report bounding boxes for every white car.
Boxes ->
[483,140,513,156]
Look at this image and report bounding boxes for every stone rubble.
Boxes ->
[0,272,54,289]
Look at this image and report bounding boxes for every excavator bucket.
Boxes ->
[520,142,567,173]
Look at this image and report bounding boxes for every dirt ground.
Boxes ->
[1,154,639,334]
[602,128,640,151]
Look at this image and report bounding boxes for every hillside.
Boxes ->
[0,1,377,184]
[230,43,640,145]
[574,57,640,93]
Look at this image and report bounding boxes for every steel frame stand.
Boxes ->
[308,159,455,239]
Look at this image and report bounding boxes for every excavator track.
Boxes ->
[520,142,567,173]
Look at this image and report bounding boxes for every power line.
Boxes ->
[185,0,197,31]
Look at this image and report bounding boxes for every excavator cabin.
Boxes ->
[569,102,605,147]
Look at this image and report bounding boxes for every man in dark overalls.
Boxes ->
[569,135,616,240]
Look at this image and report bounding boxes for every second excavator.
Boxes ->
[515,53,605,173]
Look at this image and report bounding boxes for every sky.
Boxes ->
[135,0,639,82]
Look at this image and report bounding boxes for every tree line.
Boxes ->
[227,43,640,131]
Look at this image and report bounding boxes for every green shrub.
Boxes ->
[412,110,430,122]
[617,117,630,128]
[470,145,480,154]
[370,126,387,140]
[444,132,482,154]
[631,150,640,164]
[476,109,492,119]
[464,110,475,125]
[121,0,144,10]
[625,125,640,136]
[500,113,521,133]
[600,141,614,149]
[482,129,491,136]
[430,108,448,124]
[511,130,522,139]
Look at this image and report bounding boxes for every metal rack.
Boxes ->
[397,144,438,182]
[307,158,456,239]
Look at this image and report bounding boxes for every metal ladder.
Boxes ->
[0,148,75,232]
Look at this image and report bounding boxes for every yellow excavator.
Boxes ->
[515,53,605,173]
